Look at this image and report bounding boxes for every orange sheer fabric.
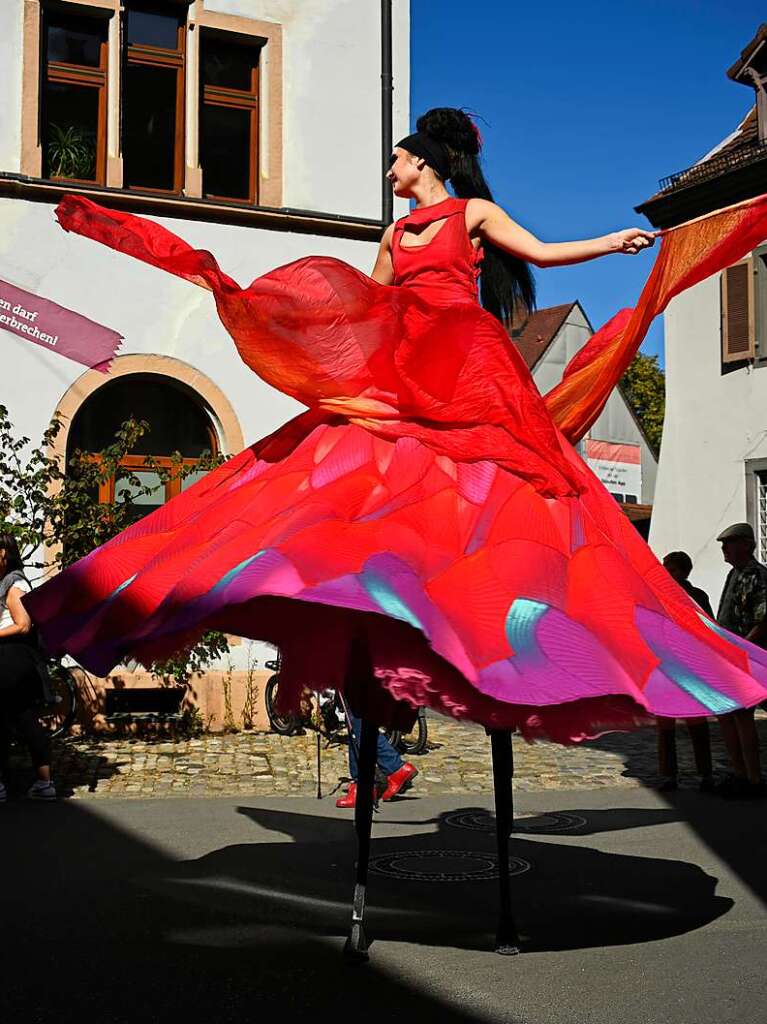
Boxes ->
[545,193,767,443]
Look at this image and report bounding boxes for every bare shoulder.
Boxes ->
[465,197,502,229]
[381,222,395,247]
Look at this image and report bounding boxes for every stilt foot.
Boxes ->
[343,925,370,963]
[495,941,521,957]
[495,917,521,955]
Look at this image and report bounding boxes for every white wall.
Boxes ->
[205,0,410,220]
[0,197,385,669]
[0,0,412,671]
[531,304,658,503]
[0,1,23,173]
[649,270,767,605]
[0,198,381,452]
[0,0,411,222]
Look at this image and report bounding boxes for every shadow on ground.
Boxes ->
[585,718,767,905]
[2,799,505,1023]
[0,793,735,1023]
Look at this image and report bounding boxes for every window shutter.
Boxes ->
[721,259,755,363]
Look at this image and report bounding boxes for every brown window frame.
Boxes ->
[200,32,261,204]
[90,426,218,512]
[123,6,186,195]
[103,453,211,505]
[42,7,109,187]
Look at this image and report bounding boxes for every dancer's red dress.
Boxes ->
[26,196,767,741]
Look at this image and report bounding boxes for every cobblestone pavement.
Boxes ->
[8,710,766,800]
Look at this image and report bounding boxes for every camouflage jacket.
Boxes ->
[717,558,767,640]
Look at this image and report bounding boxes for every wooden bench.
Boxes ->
[104,687,185,724]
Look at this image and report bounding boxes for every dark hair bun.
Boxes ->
[416,108,480,156]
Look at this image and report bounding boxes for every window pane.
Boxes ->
[181,469,209,492]
[47,15,105,67]
[758,473,767,564]
[203,37,258,90]
[115,469,165,525]
[43,82,99,180]
[202,105,252,199]
[124,64,178,190]
[126,8,180,49]
[115,470,164,506]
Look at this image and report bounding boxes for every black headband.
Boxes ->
[394,131,451,180]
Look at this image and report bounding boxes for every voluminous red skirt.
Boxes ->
[25,197,767,743]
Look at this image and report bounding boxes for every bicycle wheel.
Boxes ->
[392,712,429,756]
[38,663,78,740]
[265,674,300,735]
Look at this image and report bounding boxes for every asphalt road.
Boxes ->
[2,786,765,1024]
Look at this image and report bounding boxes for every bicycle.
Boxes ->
[37,659,78,741]
[264,655,429,755]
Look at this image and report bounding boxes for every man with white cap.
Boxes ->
[715,522,767,797]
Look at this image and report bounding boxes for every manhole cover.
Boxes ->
[444,810,587,834]
[368,849,531,882]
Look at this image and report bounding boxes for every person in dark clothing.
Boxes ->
[663,551,715,617]
[714,523,766,798]
[0,534,55,802]
[655,551,715,792]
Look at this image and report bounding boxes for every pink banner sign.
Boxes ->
[0,278,122,373]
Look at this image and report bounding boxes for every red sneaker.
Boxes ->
[336,782,358,808]
[382,762,418,801]
[336,781,383,808]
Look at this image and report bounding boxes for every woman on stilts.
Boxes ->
[25,108,767,956]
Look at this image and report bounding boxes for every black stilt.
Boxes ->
[343,717,379,962]
[490,729,521,955]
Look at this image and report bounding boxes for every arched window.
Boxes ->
[68,374,218,523]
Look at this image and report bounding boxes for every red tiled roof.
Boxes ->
[621,502,653,523]
[509,302,575,370]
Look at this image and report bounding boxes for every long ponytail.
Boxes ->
[416,108,535,324]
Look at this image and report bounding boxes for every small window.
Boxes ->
[123,3,185,193]
[756,470,767,565]
[68,374,217,525]
[42,10,108,183]
[200,32,261,202]
[721,259,756,365]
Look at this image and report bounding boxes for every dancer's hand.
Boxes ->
[608,228,657,255]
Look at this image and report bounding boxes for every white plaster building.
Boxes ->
[511,301,658,534]
[640,24,767,605]
[0,0,409,728]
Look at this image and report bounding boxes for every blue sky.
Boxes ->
[411,1,765,363]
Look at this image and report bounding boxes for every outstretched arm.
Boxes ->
[370,223,395,284]
[467,198,656,268]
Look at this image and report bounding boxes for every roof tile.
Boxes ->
[509,302,575,369]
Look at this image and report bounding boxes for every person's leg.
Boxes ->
[345,711,416,803]
[14,705,53,792]
[347,714,402,779]
[686,718,713,784]
[375,731,403,777]
[656,718,678,787]
[0,706,11,793]
[733,708,762,785]
[717,712,746,778]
